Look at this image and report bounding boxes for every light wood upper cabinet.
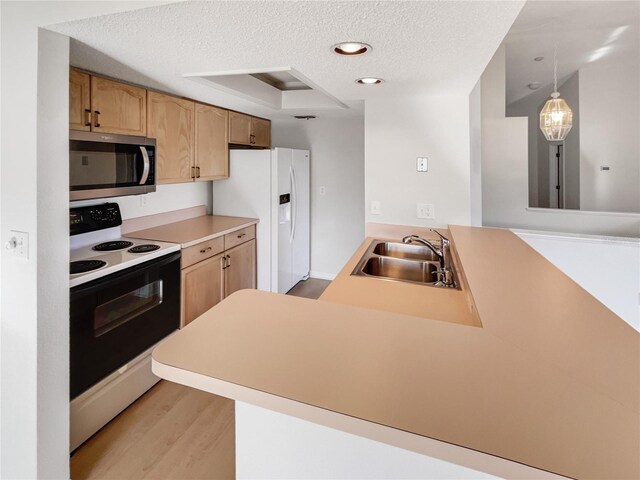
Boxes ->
[251,117,271,148]
[224,239,256,297]
[69,71,91,131]
[228,111,252,145]
[148,92,195,184]
[229,111,271,148]
[181,253,225,328]
[91,76,147,136]
[195,103,229,181]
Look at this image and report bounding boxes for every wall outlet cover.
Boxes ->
[371,201,381,215]
[417,157,428,172]
[416,203,434,219]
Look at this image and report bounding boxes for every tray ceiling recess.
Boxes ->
[183,67,348,111]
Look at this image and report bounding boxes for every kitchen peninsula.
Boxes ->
[152,225,640,479]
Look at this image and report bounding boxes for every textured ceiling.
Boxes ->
[504,1,640,105]
[48,1,523,120]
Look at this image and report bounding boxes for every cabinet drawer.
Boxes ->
[181,236,224,269]
[224,225,255,250]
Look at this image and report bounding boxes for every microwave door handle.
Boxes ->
[139,146,150,185]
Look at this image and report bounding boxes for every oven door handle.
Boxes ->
[139,146,151,185]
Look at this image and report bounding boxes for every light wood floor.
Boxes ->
[286,278,331,299]
[71,278,331,479]
[71,381,234,479]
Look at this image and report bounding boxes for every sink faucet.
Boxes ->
[402,230,454,286]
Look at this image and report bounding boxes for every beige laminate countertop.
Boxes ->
[153,225,640,479]
[127,214,258,248]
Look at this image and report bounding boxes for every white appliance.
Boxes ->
[69,203,181,451]
[213,148,310,293]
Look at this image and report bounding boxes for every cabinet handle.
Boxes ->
[222,255,228,269]
[237,233,246,239]
[191,166,196,179]
[93,111,100,128]
[84,109,92,126]
[200,246,212,254]
[226,254,231,268]
[196,166,201,178]
[250,134,255,145]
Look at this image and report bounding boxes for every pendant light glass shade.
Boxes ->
[540,44,573,141]
[540,92,573,141]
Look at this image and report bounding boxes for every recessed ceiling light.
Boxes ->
[534,56,544,62]
[332,42,371,56]
[356,77,384,85]
[528,82,541,90]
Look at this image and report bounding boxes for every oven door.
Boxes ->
[69,132,156,200]
[70,252,180,399]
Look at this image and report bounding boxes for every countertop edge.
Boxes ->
[151,357,567,480]
[179,219,259,248]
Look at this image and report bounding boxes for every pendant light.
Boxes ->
[539,45,573,141]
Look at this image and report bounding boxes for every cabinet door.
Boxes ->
[91,76,147,136]
[181,253,225,328]
[195,103,229,181]
[224,239,256,297]
[69,71,91,131]
[148,92,195,184]
[251,117,271,148]
[228,111,252,145]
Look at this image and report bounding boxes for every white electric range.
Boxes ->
[69,202,181,452]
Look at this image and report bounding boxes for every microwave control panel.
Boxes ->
[70,203,123,236]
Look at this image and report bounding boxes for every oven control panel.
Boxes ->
[70,203,123,236]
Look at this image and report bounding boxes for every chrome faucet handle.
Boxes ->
[429,229,449,244]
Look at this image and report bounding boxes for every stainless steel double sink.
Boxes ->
[351,240,459,289]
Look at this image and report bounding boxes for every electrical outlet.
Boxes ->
[371,201,382,215]
[417,157,428,172]
[319,186,326,196]
[139,195,148,207]
[416,203,434,219]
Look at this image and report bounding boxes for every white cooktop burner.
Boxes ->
[70,227,180,288]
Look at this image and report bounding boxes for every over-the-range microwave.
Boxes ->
[69,131,156,201]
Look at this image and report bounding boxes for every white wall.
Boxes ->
[0,2,172,478]
[579,56,640,213]
[271,115,365,278]
[515,231,639,332]
[481,45,640,237]
[365,95,471,229]
[70,182,212,220]
[469,81,483,226]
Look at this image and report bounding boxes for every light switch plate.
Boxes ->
[371,201,381,215]
[319,186,326,196]
[417,157,428,172]
[416,203,434,219]
[6,230,29,259]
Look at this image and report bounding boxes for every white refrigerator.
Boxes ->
[212,148,310,294]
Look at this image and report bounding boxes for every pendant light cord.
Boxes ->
[553,44,558,93]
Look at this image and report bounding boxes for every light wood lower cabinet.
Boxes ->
[181,253,225,328]
[224,239,256,297]
[180,228,256,328]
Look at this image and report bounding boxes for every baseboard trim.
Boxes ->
[309,271,336,281]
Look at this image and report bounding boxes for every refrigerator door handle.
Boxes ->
[290,164,297,244]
